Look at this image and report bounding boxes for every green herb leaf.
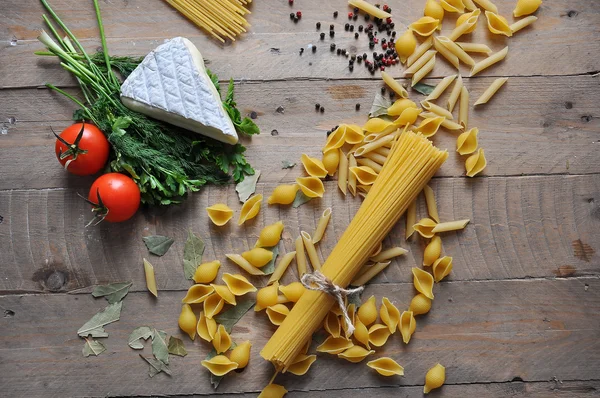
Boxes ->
[111,116,132,137]
[412,82,436,96]
[213,299,256,333]
[128,326,153,349]
[235,170,261,202]
[261,245,280,275]
[369,92,392,118]
[183,230,205,280]
[77,301,123,337]
[143,235,174,256]
[82,337,106,357]
[167,336,188,357]
[206,68,220,95]
[91,281,132,304]
[151,329,169,365]
[235,117,260,136]
[293,190,313,208]
[282,161,296,169]
[140,354,172,377]
[225,78,235,105]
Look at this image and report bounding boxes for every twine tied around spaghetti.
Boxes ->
[300,271,364,336]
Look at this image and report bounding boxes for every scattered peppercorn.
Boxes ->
[330,30,335,37]
[296,11,302,18]
[315,103,320,110]
[349,64,354,72]
[358,25,364,32]
[350,25,355,32]
[391,31,397,37]
[320,32,325,40]
[365,14,370,21]
[353,14,358,20]
[299,48,304,55]
[250,111,258,119]
[351,54,357,61]
[344,23,350,31]
[312,45,317,53]
[355,103,361,110]
[381,87,386,94]
[333,11,338,18]
[316,22,321,29]
[294,15,299,22]
[357,55,362,62]
[389,91,395,99]
[348,12,353,19]
[369,42,375,49]
[337,48,341,55]
[382,43,388,50]
[330,43,336,51]
[288,0,293,4]
[289,13,295,19]
[320,106,325,113]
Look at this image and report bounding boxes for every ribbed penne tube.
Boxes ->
[301,231,321,271]
[143,258,158,297]
[447,75,463,112]
[312,208,332,244]
[420,112,464,131]
[337,149,348,195]
[357,157,383,173]
[459,86,469,128]
[510,15,538,33]
[436,36,475,66]
[471,46,508,76]
[373,146,391,157]
[404,50,436,77]
[423,185,440,222]
[474,77,508,106]
[456,42,492,54]
[431,219,470,233]
[412,55,436,86]
[268,251,297,285]
[406,199,417,239]
[434,37,459,69]
[348,0,392,18]
[473,0,498,13]
[407,36,434,67]
[226,254,264,276]
[295,236,307,276]
[448,15,479,41]
[370,247,409,262]
[381,71,409,98]
[425,74,457,101]
[363,151,388,165]
[352,261,391,286]
[354,134,395,157]
[347,153,358,196]
[421,100,454,120]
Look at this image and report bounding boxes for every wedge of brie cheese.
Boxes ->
[120,37,238,144]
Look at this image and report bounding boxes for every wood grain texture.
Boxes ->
[1,0,599,88]
[0,279,598,397]
[0,175,598,294]
[1,76,599,191]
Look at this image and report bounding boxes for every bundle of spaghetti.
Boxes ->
[261,131,448,370]
[165,0,252,42]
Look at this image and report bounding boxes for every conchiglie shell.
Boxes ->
[193,260,221,284]
[201,354,238,376]
[433,256,453,282]
[203,293,225,318]
[288,354,317,376]
[441,0,465,13]
[255,221,285,248]
[410,16,440,36]
[357,295,378,326]
[456,127,479,155]
[456,8,480,33]
[363,118,393,133]
[414,218,437,238]
[211,284,237,305]
[380,297,401,333]
[238,194,262,225]
[415,116,445,137]
[268,184,299,205]
[514,0,542,17]
[423,235,442,266]
[412,267,435,299]
[345,124,366,144]
[399,310,417,344]
[222,273,257,296]
[465,148,487,177]
[266,303,290,325]
[178,304,197,340]
[242,247,274,268]
[388,99,418,116]
[229,340,251,368]
[255,282,279,311]
[323,125,347,152]
[353,317,371,349]
[338,345,375,363]
[206,203,233,226]
[368,323,392,347]
[395,107,422,126]
[424,363,446,393]
[424,0,445,21]
[279,282,306,302]
[367,357,405,376]
[296,176,325,198]
[349,166,378,186]
[322,149,341,176]
[410,293,433,315]
[182,284,215,304]
[196,311,217,342]
[259,384,287,398]
[324,311,341,338]
[316,336,354,354]
[301,154,328,178]
[485,11,513,36]
[212,324,232,354]
[395,29,417,62]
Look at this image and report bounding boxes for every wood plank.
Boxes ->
[0,279,598,397]
[0,175,598,294]
[1,76,599,192]
[1,0,599,88]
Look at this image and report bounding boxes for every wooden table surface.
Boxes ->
[1,0,599,397]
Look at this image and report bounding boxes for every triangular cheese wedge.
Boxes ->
[120,37,238,144]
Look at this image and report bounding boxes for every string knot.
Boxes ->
[300,271,364,336]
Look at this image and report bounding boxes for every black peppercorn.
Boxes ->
[381,86,386,94]
[369,42,375,49]
[350,25,354,32]
[320,32,325,40]
[349,64,354,72]
[299,48,304,55]
[381,38,386,43]
[355,32,359,39]
[357,55,362,62]
[330,24,335,30]
[315,103,320,110]
[344,23,350,31]
[355,103,360,110]
[290,13,295,19]
[353,14,358,20]
[337,48,341,55]
[316,22,321,29]
[312,45,317,53]
[392,31,397,37]
[333,11,338,18]
[320,106,325,113]
[351,54,357,61]
[390,22,395,28]
[330,30,335,37]
[363,52,368,59]
[389,91,395,99]
[330,43,336,50]
[294,15,299,22]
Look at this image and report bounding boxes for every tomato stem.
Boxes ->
[53,124,89,161]
[79,189,109,227]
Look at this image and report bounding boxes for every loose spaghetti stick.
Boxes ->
[420,112,464,131]
[312,208,332,244]
[432,219,470,233]
[268,251,297,285]
[407,36,434,67]
[473,0,498,13]
[448,15,478,41]
[295,236,308,276]
[370,247,409,262]
[301,231,321,271]
[434,37,459,69]
[348,0,392,19]
[381,71,409,98]
[352,262,391,285]
[338,149,348,195]
[406,200,417,239]
[447,75,463,112]
[143,258,158,297]
[470,46,508,76]
[354,134,395,157]
[226,254,265,276]
[357,157,383,173]
[426,74,457,100]
[459,86,469,128]
[423,185,440,222]
[348,154,358,196]
[474,77,508,106]
[421,100,454,120]
[456,42,492,55]
[404,50,436,77]
[437,36,475,66]
[412,55,436,86]
[510,16,537,33]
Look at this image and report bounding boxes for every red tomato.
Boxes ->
[54,123,109,176]
[88,173,141,223]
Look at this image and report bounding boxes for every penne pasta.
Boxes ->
[471,46,508,76]
[301,231,321,271]
[474,77,508,106]
[412,55,436,86]
[373,146,391,157]
[354,134,395,157]
[143,258,158,297]
[421,100,454,120]
[337,149,348,195]
[226,254,265,276]
[363,151,388,165]
[381,71,409,98]
[423,185,440,222]
[370,247,409,262]
[447,75,463,112]
[351,261,391,286]
[348,0,392,19]
[268,251,297,285]
[432,219,470,233]
[347,153,358,196]
[510,15,538,33]
[407,36,434,67]
[405,199,417,239]
[448,15,479,41]
[459,86,469,128]
[425,74,457,101]
[420,112,464,131]
[436,36,475,66]
[434,37,459,69]
[295,236,308,276]
[404,50,436,77]
[357,157,383,173]
[456,42,492,55]
[312,208,332,244]
[473,0,498,13]
[462,0,477,11]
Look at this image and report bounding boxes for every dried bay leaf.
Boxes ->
[82,338,106,357]
[85,326,109,338]
[282,161,296,169]
[140,354,172,377]
[143,235,174,256]
[369,92,392,118]
[128,326,153,349]
[236,169,261,203]
[214,299,256,333]
[77,301,122,337]
[412,82,436,96]
[183,230,205,280]
[261,245,280,275]
[347,290,363,307]
[292,190,313,208]
[91,282,132,304]
[152,329,169,365]
[167,336,188,357]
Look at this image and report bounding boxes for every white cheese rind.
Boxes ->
[120,37,238,144]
